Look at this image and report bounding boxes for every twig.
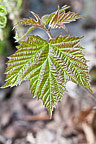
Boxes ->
[82,122,96,144]
[23,115,51,121]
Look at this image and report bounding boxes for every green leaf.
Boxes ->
[0,5,7,28]
[0,5,7,16]
[0,15,7,28]
[2,35,92,116]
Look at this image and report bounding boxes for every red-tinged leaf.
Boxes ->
[14,11,46,41]
[41,5,70,25]
[49,6,82,30]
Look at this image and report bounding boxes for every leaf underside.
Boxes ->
[2,35,91,116]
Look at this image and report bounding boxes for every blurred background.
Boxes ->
[0,0,96,144]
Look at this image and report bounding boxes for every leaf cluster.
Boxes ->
[15,5,82,41]
[2,5,92,117]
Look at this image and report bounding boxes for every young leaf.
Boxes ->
[49,6,82,30]
[15,11,46,41]
[41,5,70,25]
[2,35,92,116]
[14,5,82,41]
[41,5,82,30]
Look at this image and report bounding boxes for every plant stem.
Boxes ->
[46,29,53,39]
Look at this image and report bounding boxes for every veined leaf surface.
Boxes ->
[2,35,91,116]
[41,5,70,25]
[49,6,82,30]
[15,11,46,41]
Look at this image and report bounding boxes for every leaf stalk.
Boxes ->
[46,28,53,39]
